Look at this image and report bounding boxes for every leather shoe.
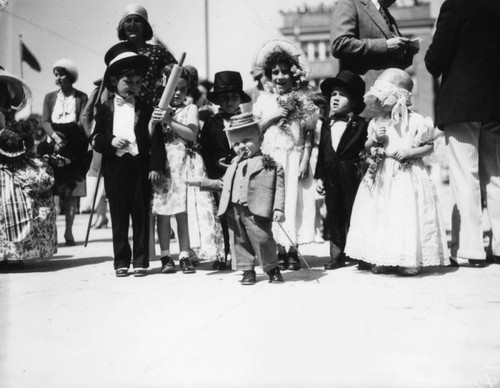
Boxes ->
[468,259,487,267]
[324,258,345,270]
[160,256,176,274]
[278,252,288,271]
[267,267,284,283]
[179,258,196,274]
[287,251,301,271]
[133,268,148,277]
[115,268,129,277]
[241,270,256,285]
[357,260,372,271]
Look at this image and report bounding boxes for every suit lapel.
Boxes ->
[361,0,393,37]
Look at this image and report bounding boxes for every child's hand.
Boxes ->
[111,137,130,149]
[151,107,167,124]
[374,126,387,143]
[186,178,203,187]
[316,179,325,195]
[149,171,160,185]
[392,148,411,162]
[162,107,175,123]
[298,162,309,180]
[273,210,286,223]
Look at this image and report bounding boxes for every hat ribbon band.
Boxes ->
[109,52,140,66]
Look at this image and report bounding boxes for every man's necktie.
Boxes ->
[379,6,395,34]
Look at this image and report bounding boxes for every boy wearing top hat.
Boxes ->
[90,42,165,277]
[314,70,369,270]
[190,112,286,285]
[199,71,251,269]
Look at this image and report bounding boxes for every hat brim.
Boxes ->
[253,39,310,78]
[320,78,366,115]
[103,55,150,90]
[0,70,32,120]
[224,118,261,131]
[207,90,252,105]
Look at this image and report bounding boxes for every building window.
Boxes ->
[307,42,315,61]
[318,41,326,61]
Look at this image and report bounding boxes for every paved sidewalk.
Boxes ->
[1,181,500,388]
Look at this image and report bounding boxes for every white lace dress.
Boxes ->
[345,112,449,268]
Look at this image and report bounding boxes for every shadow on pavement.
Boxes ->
[17,255,112,272]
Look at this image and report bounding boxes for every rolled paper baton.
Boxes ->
[158,52,186,109]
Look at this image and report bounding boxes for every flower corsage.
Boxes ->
[261,154,277,171]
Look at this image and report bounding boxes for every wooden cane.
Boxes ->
[84,168,102,247]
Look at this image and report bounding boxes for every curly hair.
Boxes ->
[263,51,300,79]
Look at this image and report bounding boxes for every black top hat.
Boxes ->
[0,129,26,158]
[103,42,150,91]
[320,70,366,114]
[207,71,251,104]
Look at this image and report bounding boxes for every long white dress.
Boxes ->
[345,112,449,268]
[254,91,318,248]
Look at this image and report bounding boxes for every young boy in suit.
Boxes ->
[199,71,251,270]
[314,70,369,270]
[190,112,286,285]
[90,42,165,277]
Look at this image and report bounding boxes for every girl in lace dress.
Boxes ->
[345,68,449,276]
[253,39,318,271]
[151,66,224,274]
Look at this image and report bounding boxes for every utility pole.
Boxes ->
[204,0,209,78]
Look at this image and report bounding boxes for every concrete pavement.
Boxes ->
[1,179,500,388]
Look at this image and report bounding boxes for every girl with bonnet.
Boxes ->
[344,68,449,276]
[253,39,319,271]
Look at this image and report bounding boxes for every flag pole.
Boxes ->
[18,34,23,78]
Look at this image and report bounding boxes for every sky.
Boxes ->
[0,0,445,114]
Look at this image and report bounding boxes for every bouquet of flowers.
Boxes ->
[360,147,386,189]
[276,91,317,131]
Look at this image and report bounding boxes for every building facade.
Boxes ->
[279,1,436,118]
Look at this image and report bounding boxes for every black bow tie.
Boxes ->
[332,114,350,123]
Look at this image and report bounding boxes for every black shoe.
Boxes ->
[179,258,196,274]
[278,252,288,271]
[287,251,301,271]
[448,257,459,267]
[241,270,256,285]
[160,256,176,274]
[267,267,285,283]
[357,260,372,271]
[115,267,129,277]
[468,259,487,267]
[133,268,148,277]
[212,260,227,271]
[324,258,345,270]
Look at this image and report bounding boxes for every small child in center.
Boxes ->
[314,70,368,270]
[189,113,286,285]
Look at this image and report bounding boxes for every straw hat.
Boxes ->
[224,112,261,146]
[0,67,32,121]
[253,39,310,80]
[0,129,26,158]
[117,3,153,41]
[53,58,79,83]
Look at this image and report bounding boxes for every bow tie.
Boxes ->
[331,114,350,123]
[115,95,135,107]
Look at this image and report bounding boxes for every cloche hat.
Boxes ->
[117,3,153,42]
[53,58,79,83]
[320,70,366,115]
[207,71,251,104]
[103,42,150,90]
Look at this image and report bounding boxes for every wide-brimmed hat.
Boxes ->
[0,67,32,121]
[0,129,26,158]
[253,39,310,80]
[320,70,366,114]
[207,71,251,104]
[117,3,153,42]
[103,42,150,90]
[53,58,78,83]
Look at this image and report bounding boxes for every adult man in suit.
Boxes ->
[330,0,418,87]
[425,0,500,266]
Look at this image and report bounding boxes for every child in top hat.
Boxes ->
[199,70,251,270]
[314,70,369,270]
[90,42,165,277]
[189,112,286,285]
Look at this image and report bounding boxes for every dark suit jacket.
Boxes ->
[42,89,88,137]
[314,116,368,190]
[90,95,165,174]
[425,0,500,128]
[199,115,236,179]
[330,0,413,75]
[217,154,285,220]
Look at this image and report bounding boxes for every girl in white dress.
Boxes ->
[345,68,449,275]
[253,39,318,271]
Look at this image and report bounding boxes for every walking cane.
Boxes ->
[276,222,320,284]
[84,168,102,247]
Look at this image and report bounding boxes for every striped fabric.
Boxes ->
[445,121,500,260]
[0,169,31,242]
